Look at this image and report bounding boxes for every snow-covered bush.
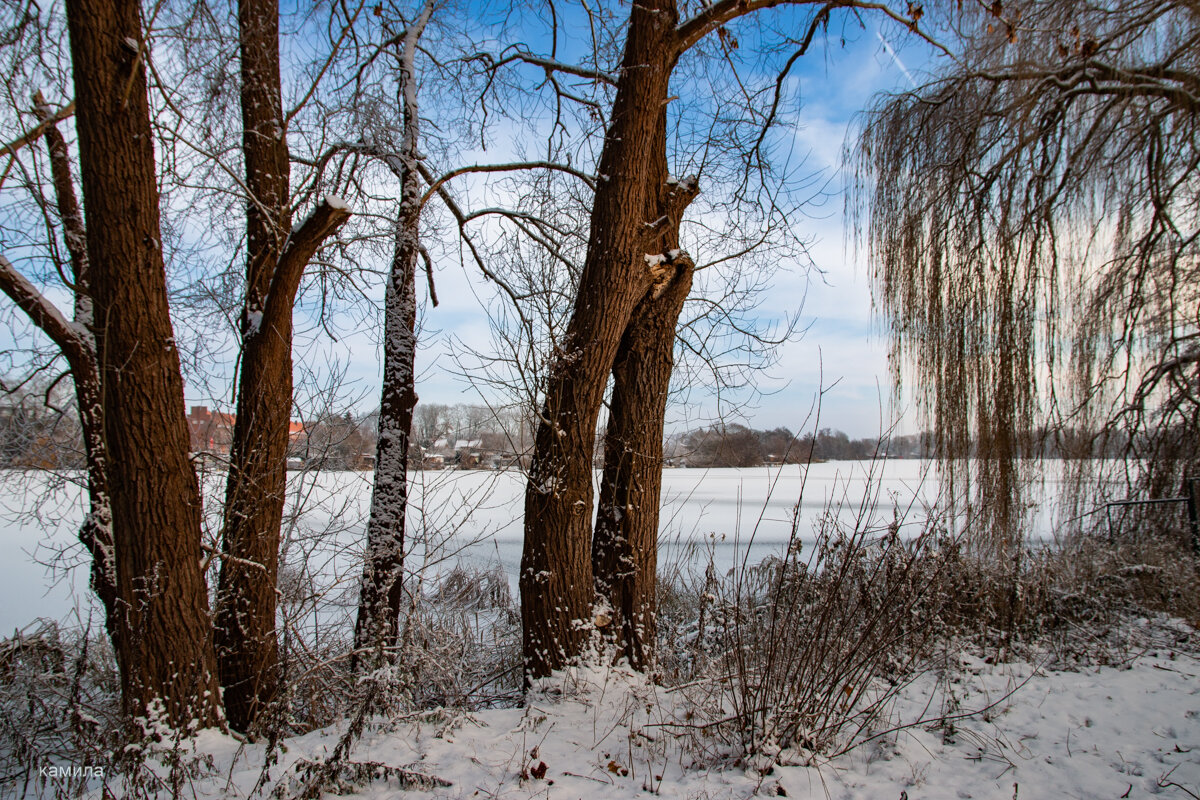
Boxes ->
[653,467,1200,769]
[0,620,118,799]
[672,513,958,765]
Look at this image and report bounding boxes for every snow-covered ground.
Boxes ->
[99,620,1200,800]
[0,461,1081,633]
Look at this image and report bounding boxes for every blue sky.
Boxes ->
[0,1,943,439]
[324,6,944,438]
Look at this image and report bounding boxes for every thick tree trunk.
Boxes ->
[521,0,681,680]
[593,171,697,671]
[592,268,692,670]
[354,4,432,669]
[64,0,222,727]
[215,0,292,733]
[215,198,348,731]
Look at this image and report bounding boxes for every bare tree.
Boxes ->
[517,0,933,679]
[214,0,351,732]
[1,0,360,729]
[336,0,613,666]
[353,0,435,669]
[413,402,448,447]
[683,424,766,468]
[853,0,1200,551]
[62,0,221,727]
[0,88,116,642]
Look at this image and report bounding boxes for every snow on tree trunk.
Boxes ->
[593,158,697,671]
[31,93,117,641]
[353,0,433,670]
[215,0,293,734]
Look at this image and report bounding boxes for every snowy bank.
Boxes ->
[106,622,1200,800]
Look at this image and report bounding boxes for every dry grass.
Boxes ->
[652,470,1200,766]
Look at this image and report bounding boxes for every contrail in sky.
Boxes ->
[876,30,916,87]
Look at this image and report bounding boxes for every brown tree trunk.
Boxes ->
[354,3,433,669]
[593,168,697,671]
[521,0,682,680]
[215,192,346,730]
[64,0,222,727]
[215,0,292,733]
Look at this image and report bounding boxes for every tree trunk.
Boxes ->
[354,3,432,669]
[521,0,681,680]
[64,0,222,727]
[215,0,292,733]
[215,197,347,730]
[593,170,697,671]
[352,225,418,668]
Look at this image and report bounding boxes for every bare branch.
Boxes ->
[414,161,530,309]
[0,254,90,365]
[32,91,89,304]
[675,0,948,57]
[260,197,353,331]
[469,48,618,87]
[418,160,596,212]
[418,244,438,307]
[0,99,74,159]
[284,0,368,129]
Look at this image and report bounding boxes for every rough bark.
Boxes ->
[216,196,350,732]
[215,0,292,733]
[521,0,682,679]
[353,2,433,669]
[64,0,222,727]
[593,170,698,671]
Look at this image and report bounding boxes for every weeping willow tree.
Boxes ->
[853,0,1200,553]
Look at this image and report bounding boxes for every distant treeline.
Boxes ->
[667,425,932,467]
[0,385,1134,471]
[667,423,1133,467]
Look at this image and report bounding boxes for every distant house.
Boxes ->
[187,406,235,456]
[188,405,307,460]
[486,451,525,470]
[450,439,482,468]
[426,436,488,469]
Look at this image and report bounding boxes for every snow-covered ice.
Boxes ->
[0,462,1075,633]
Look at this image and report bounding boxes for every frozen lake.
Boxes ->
[0,460,1069,634]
